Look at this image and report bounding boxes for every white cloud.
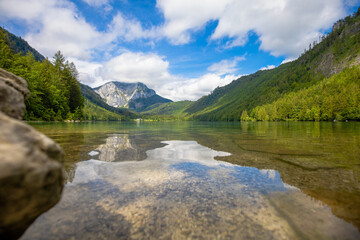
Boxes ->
[76,51,240,101]
[207,56,246,75]
[0,0,350,60]
[108,13,160,42]
[0,0,102,59]
[82,0,108,7]
[260,65,275,71]
[157,73,241,101]
[0,0,158,60]
[157,0,347,57]
[156,0,233,45]
[82,0,113,11]
[280,58,296,65]
[98,52,172,89]
[0,0,56,22]
[26,7,103,59]
[67,57,103,85]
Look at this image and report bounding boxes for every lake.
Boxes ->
[21,121,360,239]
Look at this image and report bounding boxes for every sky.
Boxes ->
[0,0,359,101]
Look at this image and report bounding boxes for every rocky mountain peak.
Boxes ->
[93,81,169,110]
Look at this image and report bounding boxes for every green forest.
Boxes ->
[83,99,123,121]
[243,67,360,121]
[0,28,84,121]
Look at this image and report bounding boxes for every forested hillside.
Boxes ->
[0,27,45,62]
[142,101,192,117]
[0,27,84,121]
[130,94,172,112]
[245,67,360,121]
[148,8,360,121]
[82,99,123,121]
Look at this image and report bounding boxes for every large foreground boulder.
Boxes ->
[0,68,64,239]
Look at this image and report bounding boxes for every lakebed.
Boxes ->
[21,121,360,239]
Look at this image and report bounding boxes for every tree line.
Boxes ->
[241,67,360,121]
[0,29,84,121]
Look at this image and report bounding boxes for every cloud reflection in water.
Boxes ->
[21,140,360,240]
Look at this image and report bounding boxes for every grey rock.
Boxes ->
[93,81,171,111]
[0,68,30,119]
[95,82,155,108]
[0,68,64,239]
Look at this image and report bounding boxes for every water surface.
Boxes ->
[21,122,360,239]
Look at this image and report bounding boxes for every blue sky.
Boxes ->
[0,0,359,101]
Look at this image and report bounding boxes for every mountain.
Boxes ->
[0,27,45,62]
[147,9,360,121]
[80,83,138,120]
[93,81,172,112]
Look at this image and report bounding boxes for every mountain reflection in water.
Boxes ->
[21,138,360,240]
[90,134,160,162]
